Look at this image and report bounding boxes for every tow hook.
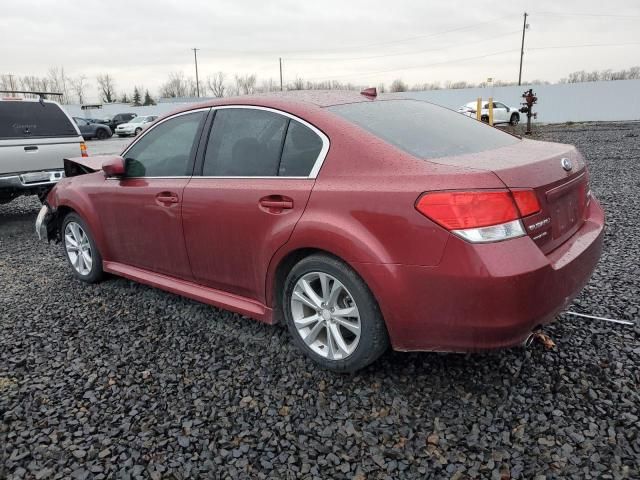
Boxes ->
[524,330,556,350]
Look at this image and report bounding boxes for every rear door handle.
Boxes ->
[24,146,38,152]
[156,192,179,205]
[259,195,294,212]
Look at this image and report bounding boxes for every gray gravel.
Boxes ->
[1,122,639,479]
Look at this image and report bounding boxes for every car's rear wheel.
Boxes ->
[510,113,519,126]
[96,129,108,140]
[135,128,142,136]
[481,115,489,123]
[62,213,103,283]
[283,254,389,372]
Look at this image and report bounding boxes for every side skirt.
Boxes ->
[103,261,274,324]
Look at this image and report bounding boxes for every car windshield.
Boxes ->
[328,99,519,159]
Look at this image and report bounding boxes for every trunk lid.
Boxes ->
[427,139,590,253]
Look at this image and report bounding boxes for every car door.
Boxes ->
[493,102,508,123]
[92,109,209,279]
[182,106,328,302]
[74,118,91,137]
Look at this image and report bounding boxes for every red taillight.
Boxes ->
[80,142,88,157]
[512,189,541,217]
[416,191,520,230]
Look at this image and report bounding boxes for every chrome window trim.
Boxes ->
[120,105,330,180]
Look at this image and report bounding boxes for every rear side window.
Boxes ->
[328,100,519,159]
[203,109,288,176]
[0,101,77,139]
[279,120,323,177]
[124,111,205,177]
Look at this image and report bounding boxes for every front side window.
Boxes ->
[203,108,288,176]
[123,111,205,177]
[74,118,88,126]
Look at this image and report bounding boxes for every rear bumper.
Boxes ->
[356,197,605,352]
[0,170,64,191]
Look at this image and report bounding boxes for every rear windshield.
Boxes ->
[0,101,77,139]
[328,99,519,158]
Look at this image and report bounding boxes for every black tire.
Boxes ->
[510,113,519,126]
[61,212,104,283]
[96,128,108,140]
[481,115,489,123]
[282,254,389,372]
[135,128,142,136]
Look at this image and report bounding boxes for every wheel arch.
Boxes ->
[266,245,388,327]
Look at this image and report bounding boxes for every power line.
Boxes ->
[534,11,640,19]
[193,14,518,56]
[305,49,520,82]
[528,42,640,50]
[287,30,522,62]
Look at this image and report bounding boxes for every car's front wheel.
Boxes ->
[96,128,108,140]
[283,254,389,372]
[510,113,519,126]
[62,213,104,283]
[135,128,142,136]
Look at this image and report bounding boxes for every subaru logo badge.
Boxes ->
[561,158,573,171]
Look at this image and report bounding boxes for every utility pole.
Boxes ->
[192,48,200,97]
[279,57,283,91]
[518,12,528,86]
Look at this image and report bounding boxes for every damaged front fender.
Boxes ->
[35,204,63,243]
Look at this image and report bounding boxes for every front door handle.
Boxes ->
[156,192,179,205]
[259,195,294,213]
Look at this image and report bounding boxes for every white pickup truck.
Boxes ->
[0,95,86,204]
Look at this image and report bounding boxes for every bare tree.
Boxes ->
[96,73,116,103]
[47,67,71,103]
[206,72,226,97]
[0,74,18,91]
[234,74,257,95]
[160,72,190,98]
[70,75,89,104]
[389,79,408,92]
[288,77,305,90]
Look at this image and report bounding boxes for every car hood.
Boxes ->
[116,123,137,128]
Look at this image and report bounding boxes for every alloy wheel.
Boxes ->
[290,272,361,360]
[64,222,92,276]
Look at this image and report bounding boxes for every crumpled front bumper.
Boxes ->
[35,204,51,241]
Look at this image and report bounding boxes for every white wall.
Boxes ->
[63,80,640,124]
[386,79,640,123]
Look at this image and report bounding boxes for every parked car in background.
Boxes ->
[115,115,158,137]
[0,96,87,204]
[458,101,520,125]
[73,117,112,140]
[36,92,603,372]
[97,113,137,132]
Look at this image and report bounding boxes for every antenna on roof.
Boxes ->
[360,87,377,98]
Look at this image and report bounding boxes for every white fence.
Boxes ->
[387,79,640,123]
[63,79,640,124]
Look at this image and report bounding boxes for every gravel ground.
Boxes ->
[1,122,639,479]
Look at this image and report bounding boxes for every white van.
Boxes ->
[0,95,86,204]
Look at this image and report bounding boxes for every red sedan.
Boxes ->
[36,91,604,372]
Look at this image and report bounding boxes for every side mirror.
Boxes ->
[506,107,510,112]
[102,156,125,177]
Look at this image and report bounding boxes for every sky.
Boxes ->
[1,0,639,102]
